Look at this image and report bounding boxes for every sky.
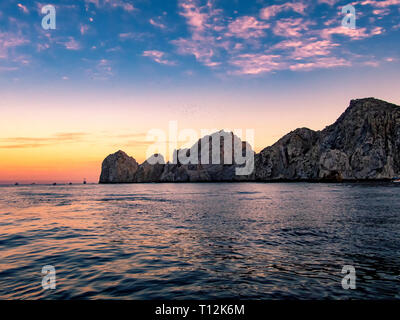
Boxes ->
[0,0,399,183]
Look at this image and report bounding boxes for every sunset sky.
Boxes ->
[0,0,399,183]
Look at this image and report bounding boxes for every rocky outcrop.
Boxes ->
[159,130,254,182]
[135,154,165,182]
[99,98,400,183]
[99,150,139,183]
[255,98,400,181]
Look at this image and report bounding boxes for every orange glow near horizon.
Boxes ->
[1,83,399,183]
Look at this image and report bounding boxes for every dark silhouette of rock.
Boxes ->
[99,150,139,183]
[99,98,400,183]
[255,98,400,181]
[135,154,165,182]
[159,130,254,182]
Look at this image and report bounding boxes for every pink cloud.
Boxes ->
[149,18,167,29]
[273,18,311,37]
[17,3,29,14]
[260,2,307,20]
[85,0,135,12]
[372,8,391,15]
[172,1,226,67]
[317,0,340,5]
[230,53,284,75]
[289,57,351,71]
[60,37,81,50]
[80,24,89,35]
[360,0,400,7]
[227,16,270,39]
[142,50,176,65]
[179,0,213,31]
[363,60,380,67]
[0,32,29,59]
[85,58,114,80]
[274,39,339,59]
[172,36,220,67]
[320,26,384,40]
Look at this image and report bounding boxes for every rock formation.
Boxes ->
[99,98,400,183]
[255,98,400,181]
[99,150,139,183]
[135,154,165,182]
[159,130,254,182]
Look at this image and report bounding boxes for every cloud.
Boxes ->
[171,0,388,75]
[320,26,384,40]
[0,66,19,72]
[226,16,270,39]
[149,18,167,29]
[82,58,114,80]
[317,0,340,5]
[172,36,221,67]
[142,50,176,65]
[260,2,307,20]
[0,133,88,149]
[0,32,30,59]
[360,0,400,8]
[118,32,151,41]
[17,3,29,14]
[230,53,284,74]
[273,39,339,59]
[85,0,135,12]
[289,57,351,71]
[172,0,226,67]
[80,24,90,35]
[273,18,312,37]
[178,0,217,32]
[59,37,81,50]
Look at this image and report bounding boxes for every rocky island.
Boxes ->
[99,98,400,183]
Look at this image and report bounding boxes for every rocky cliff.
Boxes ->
[99,98,400,183]
[99,150,139,183]
[99,130,254,183]
[255,98,400,181]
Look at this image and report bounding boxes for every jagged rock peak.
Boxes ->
[99,150,139,183]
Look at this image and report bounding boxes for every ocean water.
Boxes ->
[0,182,399,300]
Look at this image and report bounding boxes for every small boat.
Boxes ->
[15,182,19,186]
[52,182,57,186]
[83,178,87,185]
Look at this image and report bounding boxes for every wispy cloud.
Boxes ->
[149,18,167,29]
[85,0,135,12]
[17,3,29,14]
[143,50,176,65]
[273,39,339,59]
[85,58,114,80]
[0,32,29,59]
[230,54,284,75]
[360,0,400,8]
[58,37,81,50]
[273,18,312,37]
[289,57,351,71]
[226,16,270,39]
[172,0,227,67]
[320,26,384,40]
[0,132,88,149]
[260,2,307,20]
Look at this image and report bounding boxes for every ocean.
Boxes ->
[0,182,399,299]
